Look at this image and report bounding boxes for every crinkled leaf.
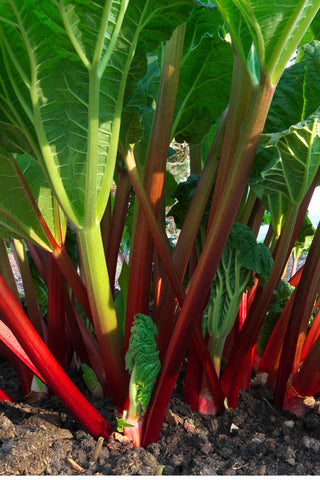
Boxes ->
[251,114,320,208]
[203,223,273,339]
[240,242,274,285]
[125,313,160,414]
[229,223,273,285]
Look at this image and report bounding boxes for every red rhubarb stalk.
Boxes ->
[124,25,186,349]
[274,223,320,406]
[301,306,320,362]
[0,388,14,402]
[142,80,275,446]
[0,273,113,439]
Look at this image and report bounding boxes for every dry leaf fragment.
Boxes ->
[165,409,183,426]
[91,436,104,463]
[67,457,85,473]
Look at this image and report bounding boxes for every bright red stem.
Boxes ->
[0,340,34,396]
[0,319,45,382]
[221,170,319,408]
[258,289,296,375]
[292,335,320,397]
[301,307,320,362]
[0,388,14,402]
[0,273,113,439]
[274,223,320,406]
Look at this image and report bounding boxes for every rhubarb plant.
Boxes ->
[0,0,194,411]
[0,0,319,448]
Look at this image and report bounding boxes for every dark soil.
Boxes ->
[1,360,320,476]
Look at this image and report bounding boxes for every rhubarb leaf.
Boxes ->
[172,6,233,143]
[250,114,320,230]
[169,174,202,230]
[265,41,320,134]
[215,0,319,83]
[256,280,294,356]
[0,151,57,249]
[0,122,35,158]
[292,215,315,260]
[0,0,195,229]
[17,155,67,244]
[125,314,160,416]
[81,364,104,399]
[202,223,273,341]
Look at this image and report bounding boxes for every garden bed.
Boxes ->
[1,360,320,476]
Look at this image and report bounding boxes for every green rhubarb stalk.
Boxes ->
[77,223,128,410]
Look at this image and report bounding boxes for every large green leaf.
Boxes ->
[293,214,315,258]
[0,150,61,249]
[119,51,161,157]
[265,41,320,134]
[0,122,35,158]
[214,0,319,83]
[297,9,320,58]
[172,6,233,144]
[17,155,67,243]
[0,0,194,229]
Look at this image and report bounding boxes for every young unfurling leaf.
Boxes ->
[202,223,273,374]
[125,313,161,417]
